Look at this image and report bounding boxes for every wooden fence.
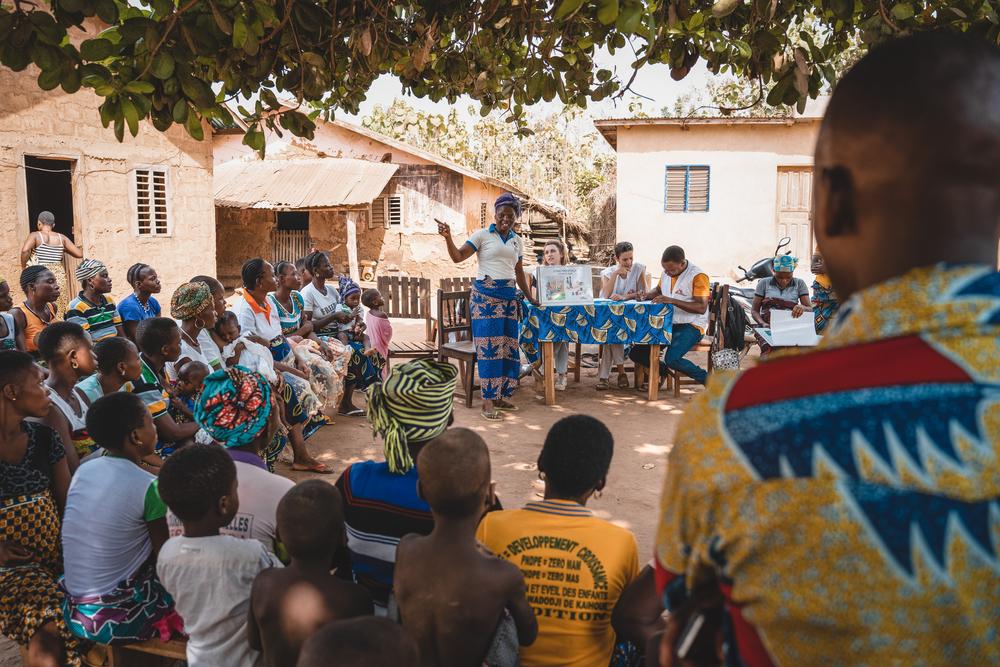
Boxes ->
[272,230,310,265]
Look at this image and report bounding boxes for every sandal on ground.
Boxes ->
[291,461,334,474]
[481,409,504,421]
[494,400,519,412]
[338,408,365,417]
[616,371,630,389]
[596,379,610,390]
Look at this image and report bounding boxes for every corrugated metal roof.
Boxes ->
[214,158,399,210]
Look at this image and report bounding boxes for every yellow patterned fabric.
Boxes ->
[655,264,1000,666]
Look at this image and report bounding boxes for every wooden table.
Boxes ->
[522,300,673,407]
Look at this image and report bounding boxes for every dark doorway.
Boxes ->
[24,156,75,240]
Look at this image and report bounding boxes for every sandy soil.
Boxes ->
[0,322,709,665]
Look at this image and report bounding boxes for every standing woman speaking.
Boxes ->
[19,211,82,316]
[437,193,537,421]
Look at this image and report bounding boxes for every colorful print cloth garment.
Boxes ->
[521,300,673,355]
[655,263,1000,666]
[471,278,522,401]
[0,492,82,666]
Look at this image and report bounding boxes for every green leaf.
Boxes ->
[99,99,117,128]
[233,16,248,48]
[712,0,741,18]
[151,52,175,79]
[180,75,215,109]
[31,44,62,72]
[37,67,63,91]
[766,74,791,106]
[114,117,125,142]
[186,111,204,141]
[830,0,853,21]
[554,0,586,20]
[243,126,265,151]
[121,96,139,136]
[597,0,619,25]
[172,99,189,124]
[890,3,914,20]
[60,67,81,94]
[125,80,155,94]
[80,38,115,61]
[617,1,643,32]
[687,12,705,30]
[95,0,119,24]
[211,1,234,35]
[732,39,752,59]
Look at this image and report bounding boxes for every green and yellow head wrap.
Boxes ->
[366,359,458,474]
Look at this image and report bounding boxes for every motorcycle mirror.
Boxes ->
[775,236,791,254]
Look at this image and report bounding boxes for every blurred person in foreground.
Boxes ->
[655,32,1000,667]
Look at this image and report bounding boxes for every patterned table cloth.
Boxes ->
[522,300,673,346]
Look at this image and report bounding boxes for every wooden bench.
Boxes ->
[377,275,437,359]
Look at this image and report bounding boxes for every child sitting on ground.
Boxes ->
[361,289,391,377]
[168,359,211,423]
[334,277,366,345]
[297,617,419,667]
[248,480,373,667]
[62,392,181,644]
[394,428,537,667]
[156,444,283,667]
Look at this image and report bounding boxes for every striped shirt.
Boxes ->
[131,356,169,421]
[33,241,64,264]
[65,293,122,342]
[267,291,305,337]
[334,462,433,615]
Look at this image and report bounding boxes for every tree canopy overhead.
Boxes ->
[1,0,995,148]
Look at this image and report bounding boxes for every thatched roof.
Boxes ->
[523,198,589,242]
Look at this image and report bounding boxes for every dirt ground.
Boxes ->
[0,321,708,666]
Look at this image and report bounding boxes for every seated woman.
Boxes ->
[61,392,180,645]
[188,275,228,372]
[598,241,647,391]
[11,265,61,361]
[476,415,640,667]
[334,359,458,616]
[751,255,812,355]
[64,259,124,342]
[37,323,97,470]
[164,281,219,384]
[810,248,840,334]
[0,350,81,666]
[233,259,331,473]
[521,240,573,391]
[0,276,26,351]
[117,263,162,342]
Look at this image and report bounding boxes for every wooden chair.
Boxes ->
[439,276,475,294]
[437,289,478,407]
[377,275,437,359]
[107,638,188,666]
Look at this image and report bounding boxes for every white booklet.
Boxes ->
[769,310,820,347]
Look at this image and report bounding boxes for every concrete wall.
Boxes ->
[614,121,819,282]
[0,66,215,300]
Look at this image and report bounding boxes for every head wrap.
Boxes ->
[195,366,272,448]
[772,255,799,273]
[170,281,213,321]
[494,192,522,217]
[338,276,361,300]
[19,265,49,293]
[366,359,458,474]
[37,211,55,225]
[75,258,106,283]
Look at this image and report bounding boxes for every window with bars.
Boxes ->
[480,201,488,228]
[387,194,403,226]
[134,167,170,235]
[664,165,710,213]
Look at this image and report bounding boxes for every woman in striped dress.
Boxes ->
[19,211,82,316]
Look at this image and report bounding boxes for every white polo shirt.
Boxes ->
[231,293,282,343]
[465,225,523,281]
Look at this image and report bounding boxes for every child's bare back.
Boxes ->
[248,565,372,667]
[247,480,373,667]
[396,534,533,667]
[393,428,537,667]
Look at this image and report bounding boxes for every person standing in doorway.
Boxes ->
[629,245,709,389]
[19,211,82,316]
[437,193,537,421]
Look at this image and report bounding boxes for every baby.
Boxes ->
[170,359,211,424]
[334,277,366,345]
[215,311,278,383]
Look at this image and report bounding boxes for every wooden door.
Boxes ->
[776,167,813,266]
